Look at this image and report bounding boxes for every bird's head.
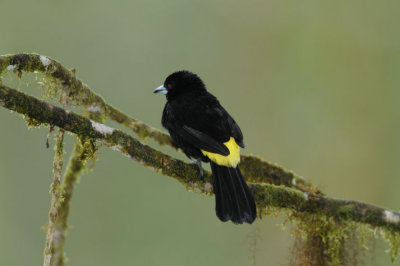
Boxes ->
[154,70,206,100]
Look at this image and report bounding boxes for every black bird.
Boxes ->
[154,71,256,224]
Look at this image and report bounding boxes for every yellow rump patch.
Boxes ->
[201,137,240,167]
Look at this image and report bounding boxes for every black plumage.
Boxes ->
[154,70,256,224]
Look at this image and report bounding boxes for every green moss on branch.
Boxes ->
[0,53,172,145]
[0,85,101,139]
[240,155,320,194]
[251,184,400,232]
[1,84,400,238]
[47,139,97,266]
[44,129,65,266]
[0,53,317,193]
[2,77,400,263]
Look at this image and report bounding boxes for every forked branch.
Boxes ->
[1,53,400,265]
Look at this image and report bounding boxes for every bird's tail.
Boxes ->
[210,162,256,224]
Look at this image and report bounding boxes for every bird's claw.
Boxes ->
[192,158,204,177]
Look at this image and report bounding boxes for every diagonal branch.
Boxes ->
[0,53,317,194]
[1,84,400,233]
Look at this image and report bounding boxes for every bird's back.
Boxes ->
[162,90,243,147]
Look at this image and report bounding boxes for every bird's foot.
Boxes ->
[191,158,204,177]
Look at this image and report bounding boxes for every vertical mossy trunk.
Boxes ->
[44,129,65,266]
[42,138,97,266]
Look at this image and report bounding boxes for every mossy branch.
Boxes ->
[43,138,96,266]
[0,53,317,194]
[44,128,65,266]
[2,53,400,264]
[1,84,400,234]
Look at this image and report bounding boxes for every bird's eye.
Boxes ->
[167,84,173,90]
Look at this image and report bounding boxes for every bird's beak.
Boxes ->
[153,85,168,95]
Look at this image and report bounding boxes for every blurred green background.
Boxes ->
[1,0,400,265]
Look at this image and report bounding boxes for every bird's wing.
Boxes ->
[163,93,244,155]
[221,107,244,148]
[176,125,230,155]
[204,104,244,148]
